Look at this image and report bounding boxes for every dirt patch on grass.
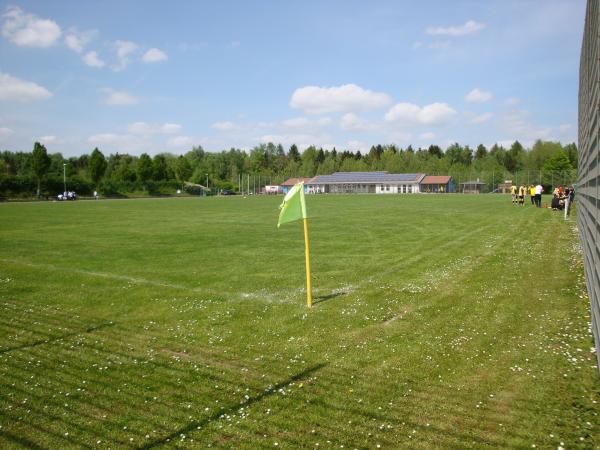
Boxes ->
[159,348,190,358]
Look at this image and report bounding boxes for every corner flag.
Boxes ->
[277,183,313,307]
[277,182,307,227]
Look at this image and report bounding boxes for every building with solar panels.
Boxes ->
[306,172,425,194]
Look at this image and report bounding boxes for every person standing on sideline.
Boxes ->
[564,186,575,218]
[529,184,535,205]
[518,185,526,206]
[511,184,517,205]
[534,183,543,207]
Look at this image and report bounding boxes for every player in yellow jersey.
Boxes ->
[529,184,535,205]
[518,185,526,206]
[510,184,517,205]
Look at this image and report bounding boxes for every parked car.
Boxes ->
[221,189,236,195]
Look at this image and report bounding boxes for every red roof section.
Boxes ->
[281,177,311,186]
[421,175,452,184]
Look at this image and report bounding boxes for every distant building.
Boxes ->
[281,178,311,194]
[264,185,282,194]
[460,180,487,194]
[420,175,455,193]
[498,180,513,194]
[306,172,425,194]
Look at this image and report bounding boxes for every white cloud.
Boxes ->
[346,140,369,152]
[282,116,332,130]
[38,135,58,144]
[281,117,310,129]
[127,122,152,134]
[465,88,492,103]
[495,139,516,149]
[142,48,167,63]
[0,126,13,137]
[385,103,420,123]
[426,20,485,37]
[161,123,181,134]
[127,121,182,134]
[413,40,452,50]
[470,112,493,124]
[87,133,145,152]
[212,121,237,131]
[504,97,521,106]
[385,102,457,126]
[340,113,378,132]
[428,41,451,50]
[495,110,575,146]
[290,84,392,114]
[419,132,436,141]
[113,40,138,71]
[558,123,571,133]
[64,28,95,53]
[229,40,241,48]
[2,6,61,47]
[102,88,138,106]
[388,131,413,143]
[259,133,323,149]
[167,135,194,148]
[83,51,105,68]
[0,72,52,102]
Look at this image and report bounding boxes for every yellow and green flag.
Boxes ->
[277,183,307,228]
[277,182,313,307]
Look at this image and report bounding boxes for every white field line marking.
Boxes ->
[0,258,300,303]
[1,222,498,306]
[1,258,217,294]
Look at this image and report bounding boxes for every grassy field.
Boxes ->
[0,194,598,449]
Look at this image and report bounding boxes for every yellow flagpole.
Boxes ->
[303,217,313,308]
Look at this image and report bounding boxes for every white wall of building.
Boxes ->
[305,183,421,194]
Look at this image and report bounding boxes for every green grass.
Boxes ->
[0,194,598,449]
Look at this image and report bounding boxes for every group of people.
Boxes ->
[510,183,575,215]
[550,185,575,214]
[510,183,544,207]
[57,191,77,201]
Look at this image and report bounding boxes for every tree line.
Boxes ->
[0,139,578,198]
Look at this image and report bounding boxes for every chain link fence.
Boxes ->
[440,170,578,194]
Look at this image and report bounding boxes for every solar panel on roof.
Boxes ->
[309,172,423,184]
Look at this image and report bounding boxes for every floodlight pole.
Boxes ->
[63,163,67,194]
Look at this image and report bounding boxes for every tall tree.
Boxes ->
[88,148,107,188]
[505,141,525,172]
[152,154,168,181]
[564,143,578,169]
[175,156,192,185]
[288,144,300,162]
[543,149,573,172]
[300,146,318,177]
[31,142,51,197]
[137,153,153,185]
[475,144,488,160]
[428,145,443,158]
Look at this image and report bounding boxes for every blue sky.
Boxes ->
[0,0,586,157]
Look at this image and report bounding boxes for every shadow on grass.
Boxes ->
[313,291,347,305]
[0,321,116,354]
[139,362,327,449]
[0,429,45,449]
